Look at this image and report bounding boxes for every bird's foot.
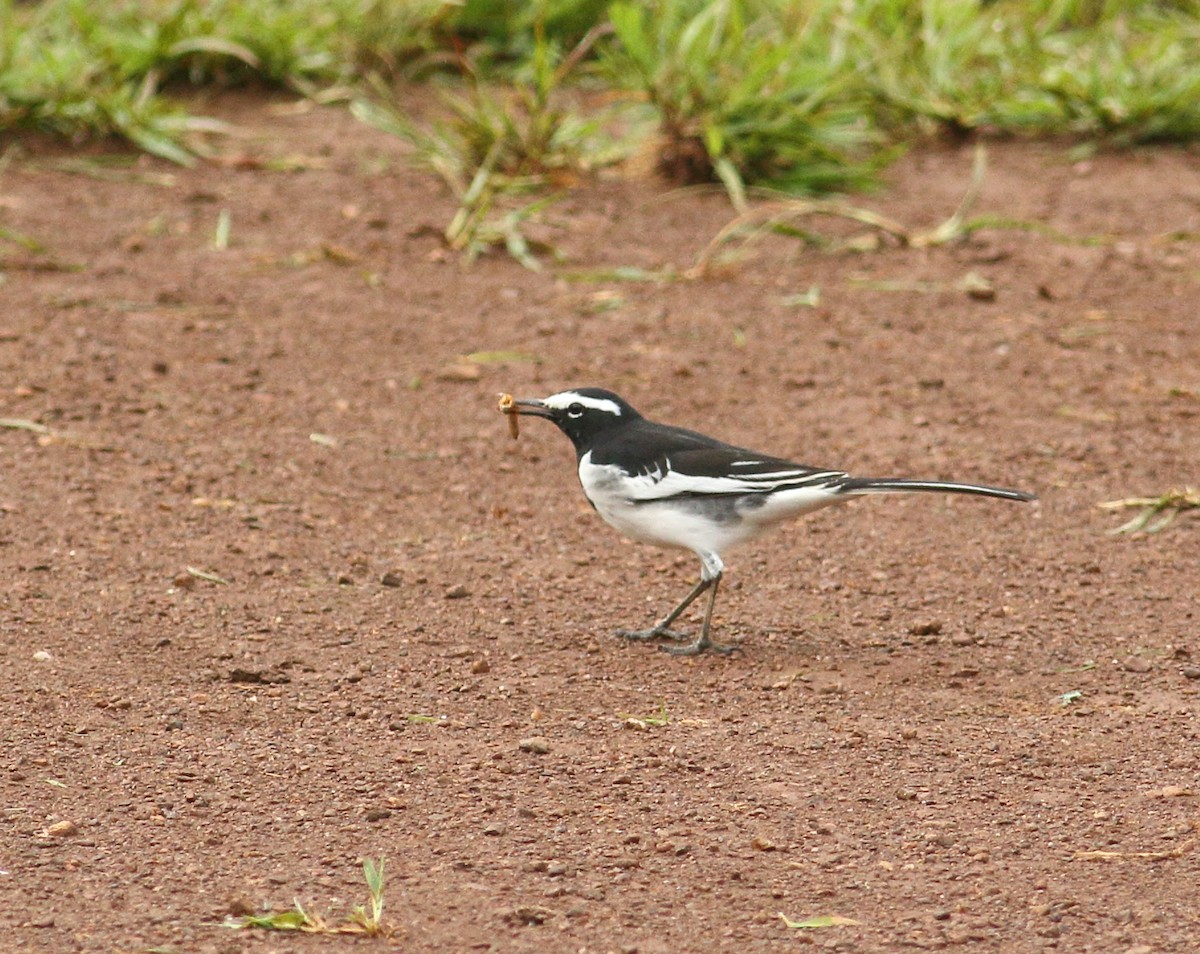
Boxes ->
[660,634,737,656]
[616,626,690,643]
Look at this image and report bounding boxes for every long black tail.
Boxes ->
[836,477,1036,503]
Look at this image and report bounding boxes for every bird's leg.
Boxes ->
[616,576,712,643]
[662,574,735,656]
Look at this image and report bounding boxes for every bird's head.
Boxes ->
[509,387,640,453]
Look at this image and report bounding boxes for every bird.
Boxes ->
[506,387,1035,656]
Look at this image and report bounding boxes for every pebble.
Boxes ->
[505,904,556,926]
[909,621,943,636]
[380,571,403,587]
[1181,666,1200,680]
[444,584,470,599]
[1122,657,1152,674]
[470,658,490,675]
[483,822,506,836]
[963,273,996,301]
[364,808,392,822]
[519,737,551,754]
[46,820,78,838]
[32,650,53,662]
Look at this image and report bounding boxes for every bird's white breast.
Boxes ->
[577,450,848,557]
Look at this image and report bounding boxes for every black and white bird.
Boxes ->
[509,387,1035,656]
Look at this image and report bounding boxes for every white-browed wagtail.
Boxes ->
[508,388,1035,656]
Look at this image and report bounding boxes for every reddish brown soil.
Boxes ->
[2,95,1199,953]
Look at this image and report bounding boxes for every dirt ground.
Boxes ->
[2,93,1199,953]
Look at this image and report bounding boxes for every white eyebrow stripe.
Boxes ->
[542,391,623,416]
[730,460,762,467]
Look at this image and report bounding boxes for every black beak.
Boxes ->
[512,398,555,420]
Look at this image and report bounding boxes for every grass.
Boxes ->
[688,143,990,275]
[856,0,1200,144]
[6,0,1200,262]
[353,17,623,268]
[1098,487,1200,535]
[0,0,448,162]
[604,0,883,206]
[226,857,390,936]
[7,1,1200,162]
[617,701,671,727]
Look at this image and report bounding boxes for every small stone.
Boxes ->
[336,573,354,586]
[483,822,506,836]
[909,621,943,637]
[505,904,556,926]
[470,658,490,675]
[172,573,197,590]
[962,272,996,300]
[1122,657,1152,674]
[444,584,470,599]
[519,737,551,754]
[1180,666,1200,680]
[32,650,53,662]
[380,572,403,587]
[365,808,392,822]
[751,835,777,852]
[46,820,78,838]
[950,633,976,647]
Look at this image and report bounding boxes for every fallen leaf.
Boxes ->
[0,418,50,434]
[322,243,359,265]
[779,913,862,929]
[462,350,538,365]
[436,363,481,382]
[186,566,231,585]
[1148,785,1194,798]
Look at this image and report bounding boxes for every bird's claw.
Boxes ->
[660,637,737,656]
[616,627,690,643]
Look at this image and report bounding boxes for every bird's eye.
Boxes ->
[567,403,585,418]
